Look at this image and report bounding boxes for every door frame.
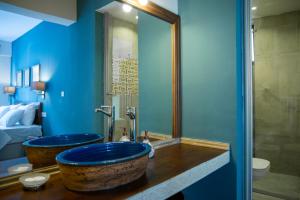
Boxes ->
[244,0,253,199]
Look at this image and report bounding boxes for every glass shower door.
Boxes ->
[252,11,300,199]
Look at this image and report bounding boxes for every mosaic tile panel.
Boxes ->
[112,57,139,95]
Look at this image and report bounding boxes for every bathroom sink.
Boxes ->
[23,133,104,168]
[56,142,151,191]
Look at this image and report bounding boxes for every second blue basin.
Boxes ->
[23,133,104,168]
[23,133,104,148]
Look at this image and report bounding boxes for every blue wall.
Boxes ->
[179,0,245,199]
[11,0,245,198]
[138,12,172,135]
[11,0,113,136]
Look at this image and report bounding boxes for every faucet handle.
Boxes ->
[126,106,136,113]
[95,108,102,113]
[126,106,130,113]
[126,107,136,120]
[95,105,114,116]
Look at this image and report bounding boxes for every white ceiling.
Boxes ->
[0,9,42,42]
[252,0,300,18]
[97,1,138,25]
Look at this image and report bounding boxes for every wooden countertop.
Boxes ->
[0,143,229,200]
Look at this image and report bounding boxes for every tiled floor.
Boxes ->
[253,172,300,200]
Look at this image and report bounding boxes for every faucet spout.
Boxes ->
[95,105,115,142]
[95,108,112,117]
[126,107,137,142]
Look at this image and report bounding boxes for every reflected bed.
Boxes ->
[0,125,42,161]
[0,102,43,161]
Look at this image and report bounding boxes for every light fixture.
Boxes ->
[3,86,16,95]
[122,4,132,13]
[252,6,257,11]
[138,0,148,6]
[31,81,46,99]
[136,15,139,20]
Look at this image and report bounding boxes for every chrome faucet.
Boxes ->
[95,105,115,142]
[126,106,137,142]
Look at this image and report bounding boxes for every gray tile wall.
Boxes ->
[254,11,300,177]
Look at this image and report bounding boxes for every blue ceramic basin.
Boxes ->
[56,142,151,166]
[23,133,104,148]
[23,133,104,168]
[56,142,151,191]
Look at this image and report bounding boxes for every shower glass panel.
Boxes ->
[252,9,300,200]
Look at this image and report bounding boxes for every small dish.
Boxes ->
[19,173,50,190]
[8,163,32,175]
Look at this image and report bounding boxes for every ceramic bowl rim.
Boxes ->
[56,142,151,166]
[22,133,104,148]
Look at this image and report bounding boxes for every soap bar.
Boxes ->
[120,136,130,142]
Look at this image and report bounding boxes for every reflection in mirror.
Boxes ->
[0,0,176,183]
[97,1,172,142]
[0,9,106,179]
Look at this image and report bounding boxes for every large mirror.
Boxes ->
[0,0,180,186]
[97,1,173,142]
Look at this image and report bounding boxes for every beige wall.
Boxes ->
[253,11,300,176]
[0,0,76,25]
[112,18,138,59]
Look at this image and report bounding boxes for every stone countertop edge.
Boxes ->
[128,150,230,200]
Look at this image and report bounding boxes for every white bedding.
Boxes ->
[0,125,42,150]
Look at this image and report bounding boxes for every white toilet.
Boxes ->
[253,158,270,181]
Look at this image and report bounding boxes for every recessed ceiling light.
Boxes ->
[252,6,257,11]
[138,0,149,6]
[122,4,132,13]
[136,16,139,20]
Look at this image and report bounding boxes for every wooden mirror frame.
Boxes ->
[118,0,181,138]
[0,0,181,190]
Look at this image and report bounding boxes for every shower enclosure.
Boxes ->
[252,10,300,200]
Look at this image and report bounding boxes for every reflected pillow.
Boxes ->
[9,104,22,110]
[28,102,40,109]
[19,105,36,126]
[0,109,24,127]
[0,106,10,119]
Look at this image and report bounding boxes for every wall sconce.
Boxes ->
[31,81,46,99]
[3,86,16,95]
